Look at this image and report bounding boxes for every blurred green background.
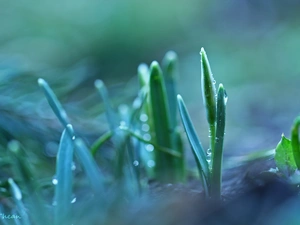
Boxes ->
[1,0,300,156]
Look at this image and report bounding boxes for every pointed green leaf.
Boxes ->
[162,51,179,130]
[200,48,216,126]
[275,135,297,176]
[291,117,300,169]
[149,61,174,182]
[177,95,209,195]
[38,78,69,127]
[54,124,74,225]
[8,178,31,225]
[74,138,104,197]
[211,84,227,199]
[95,79,119,131]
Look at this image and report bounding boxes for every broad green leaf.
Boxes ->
[211,84,227,199]
[275,135,297,176]
[291,117,300,169]
[200,48,216,126]
[162,51,178,130]
[177,95,209,196]
[149,61,174,182]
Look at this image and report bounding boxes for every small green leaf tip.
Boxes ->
[94,79,104,89]
[150,61,162,77]
[138,63,149,75]
[163,51,178,78]
[8,178,22,200]
[200,48,217,126]
[37,78,45,86]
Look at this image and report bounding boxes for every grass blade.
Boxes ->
[74,138,104,197]
[138,63,149,88]
[162,51,185,182]
[90,130,113,157]
[8,140,49,225]
[8,178,31,225]
[38,78,69,127]
[54,124,74,225]
[211,84,227,199]
[149,61,174,182]
[200,48,217,167]
[95,79,119,131]
[200,48,216,126]
[177,95,210,195]
[118,126,181,157]
[162,51,178,130]
[291,117,300,169]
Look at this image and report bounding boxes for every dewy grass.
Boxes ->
[8,178,31,225]
[54,124,74,225]
[3,48,300,224]
[149,61,177,182]
[177,48,227,199]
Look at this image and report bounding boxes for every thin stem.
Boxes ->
[209,124,216,170]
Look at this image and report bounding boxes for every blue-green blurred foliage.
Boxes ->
[1,0,300,154]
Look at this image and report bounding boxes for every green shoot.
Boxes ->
[54,124,74,225]
[200,48,217,166]
[211,84,227,199]
[177,95,210,196]
[149,61,174,182]
[8,178,31,225]
[74,138,104,197]
[38,78,70,128]
[177,49,227,199]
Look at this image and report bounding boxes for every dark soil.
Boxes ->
[115,158,300,225]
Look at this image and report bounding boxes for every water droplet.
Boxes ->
[120,121,126,127]
[147,160,155,168]
[52,177,58,185]
[71,197,77,204]
[133,98,142,108]
[72,136,76,140]
[45,141,58,157]
[118,104,129,114]
[212,79,216,84]
[146,144,154,152]
[133,160,139,166]
[224,90,228,104]
[140,114,148,122]
[71,162,76,171]
[207,148,211,155]
[143,133,151,141]
[142,124,150,132]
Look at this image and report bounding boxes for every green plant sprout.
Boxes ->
[274,115,300,184]
[177,48,227,199]
[2,48,300,224]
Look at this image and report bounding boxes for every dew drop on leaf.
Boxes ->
[146,144,154,152]
[147,160,155,168]
[140,114,148,122]
[133,160,139,166]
